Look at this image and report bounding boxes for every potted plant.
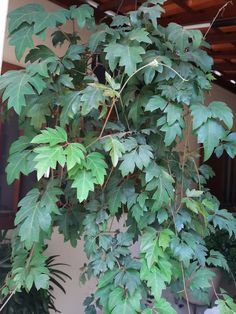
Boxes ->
[1,0,236,313]
[0,231,71,313]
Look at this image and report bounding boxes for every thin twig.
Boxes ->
[102,167,114,191]
[170,208,191,314]
[26,243,36,271]
[211,279,219,300]
[204,1,233,39]
[192,157,202,191]
[99,98,117,139]
[0,288,16,312]
[181,263,191,314]
[117,0,125,13]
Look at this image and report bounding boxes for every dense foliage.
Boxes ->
[1,0,236,312]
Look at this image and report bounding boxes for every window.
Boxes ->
[0,62,22,229]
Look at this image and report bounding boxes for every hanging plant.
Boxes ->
[1,0,236,313]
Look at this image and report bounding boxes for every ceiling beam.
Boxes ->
[171,0,194,13]
[49,0,85,8]
[161,3,236,26]
[221,73,236,80]
[98,0,141,12]
[211,52,236,59]
[207,32,236,44]
[214,62,236,71]
[99,0,124,11]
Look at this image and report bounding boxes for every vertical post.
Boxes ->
[0,0,9,74]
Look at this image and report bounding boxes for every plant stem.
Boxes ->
[99,98,117,139]
[204,1,233,39]
[26,243,36,271]
[0,288,16,312]
[102,167,114,191]
[181,263,191,314]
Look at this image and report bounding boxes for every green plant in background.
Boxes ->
[0,231,71,313]
[206,230,236,284]
[1,0,236,313]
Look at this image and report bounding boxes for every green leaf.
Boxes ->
[119,145,153,176]
[8,3,44,33]
[0,70,45,114]
[25,45,56,63]
[141,310,152,314]
[9,136,31,155]
[186,189,203,198]
[33,146,66,180]
[208,101,233,129]
[81,86,105,115]
[71,169,95,202]
[31,126,67,146]
[212,209,236,237]
[59,91,82,126]
[141,264,166,301]
[15,189,51,249]
[98,269,119,289]
[108,185,123,215]
[182,198,201,214]
[6,150,32,184]
[65,143,86,170]
[167,23,202,51]
[70,4,94,29]
[104,137,125,167]
[64,44,85,61]
[160,123,182,146]
[146,164,175,211]
[128,28,152,43]
[140,227,162,269]
[26,94,51,129]
[164,104,182,125]
[159,229,174,251]
[138,3,164,29]
[88,23,111,52]
[41,181,62,215]
[145,95,167,112]
[114,269,141,294]
[86,152,107,185]
[111,15,130,27]
[9,25,34,61]
[26,57,57,77]
[109,288,141,314]
[206,250,229,271]
[33,9,69,34]
[197,119,226,161]
[105,43,145,75]
[189,268,215,290]
[34,274,49,290]
[154,298,177,314]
